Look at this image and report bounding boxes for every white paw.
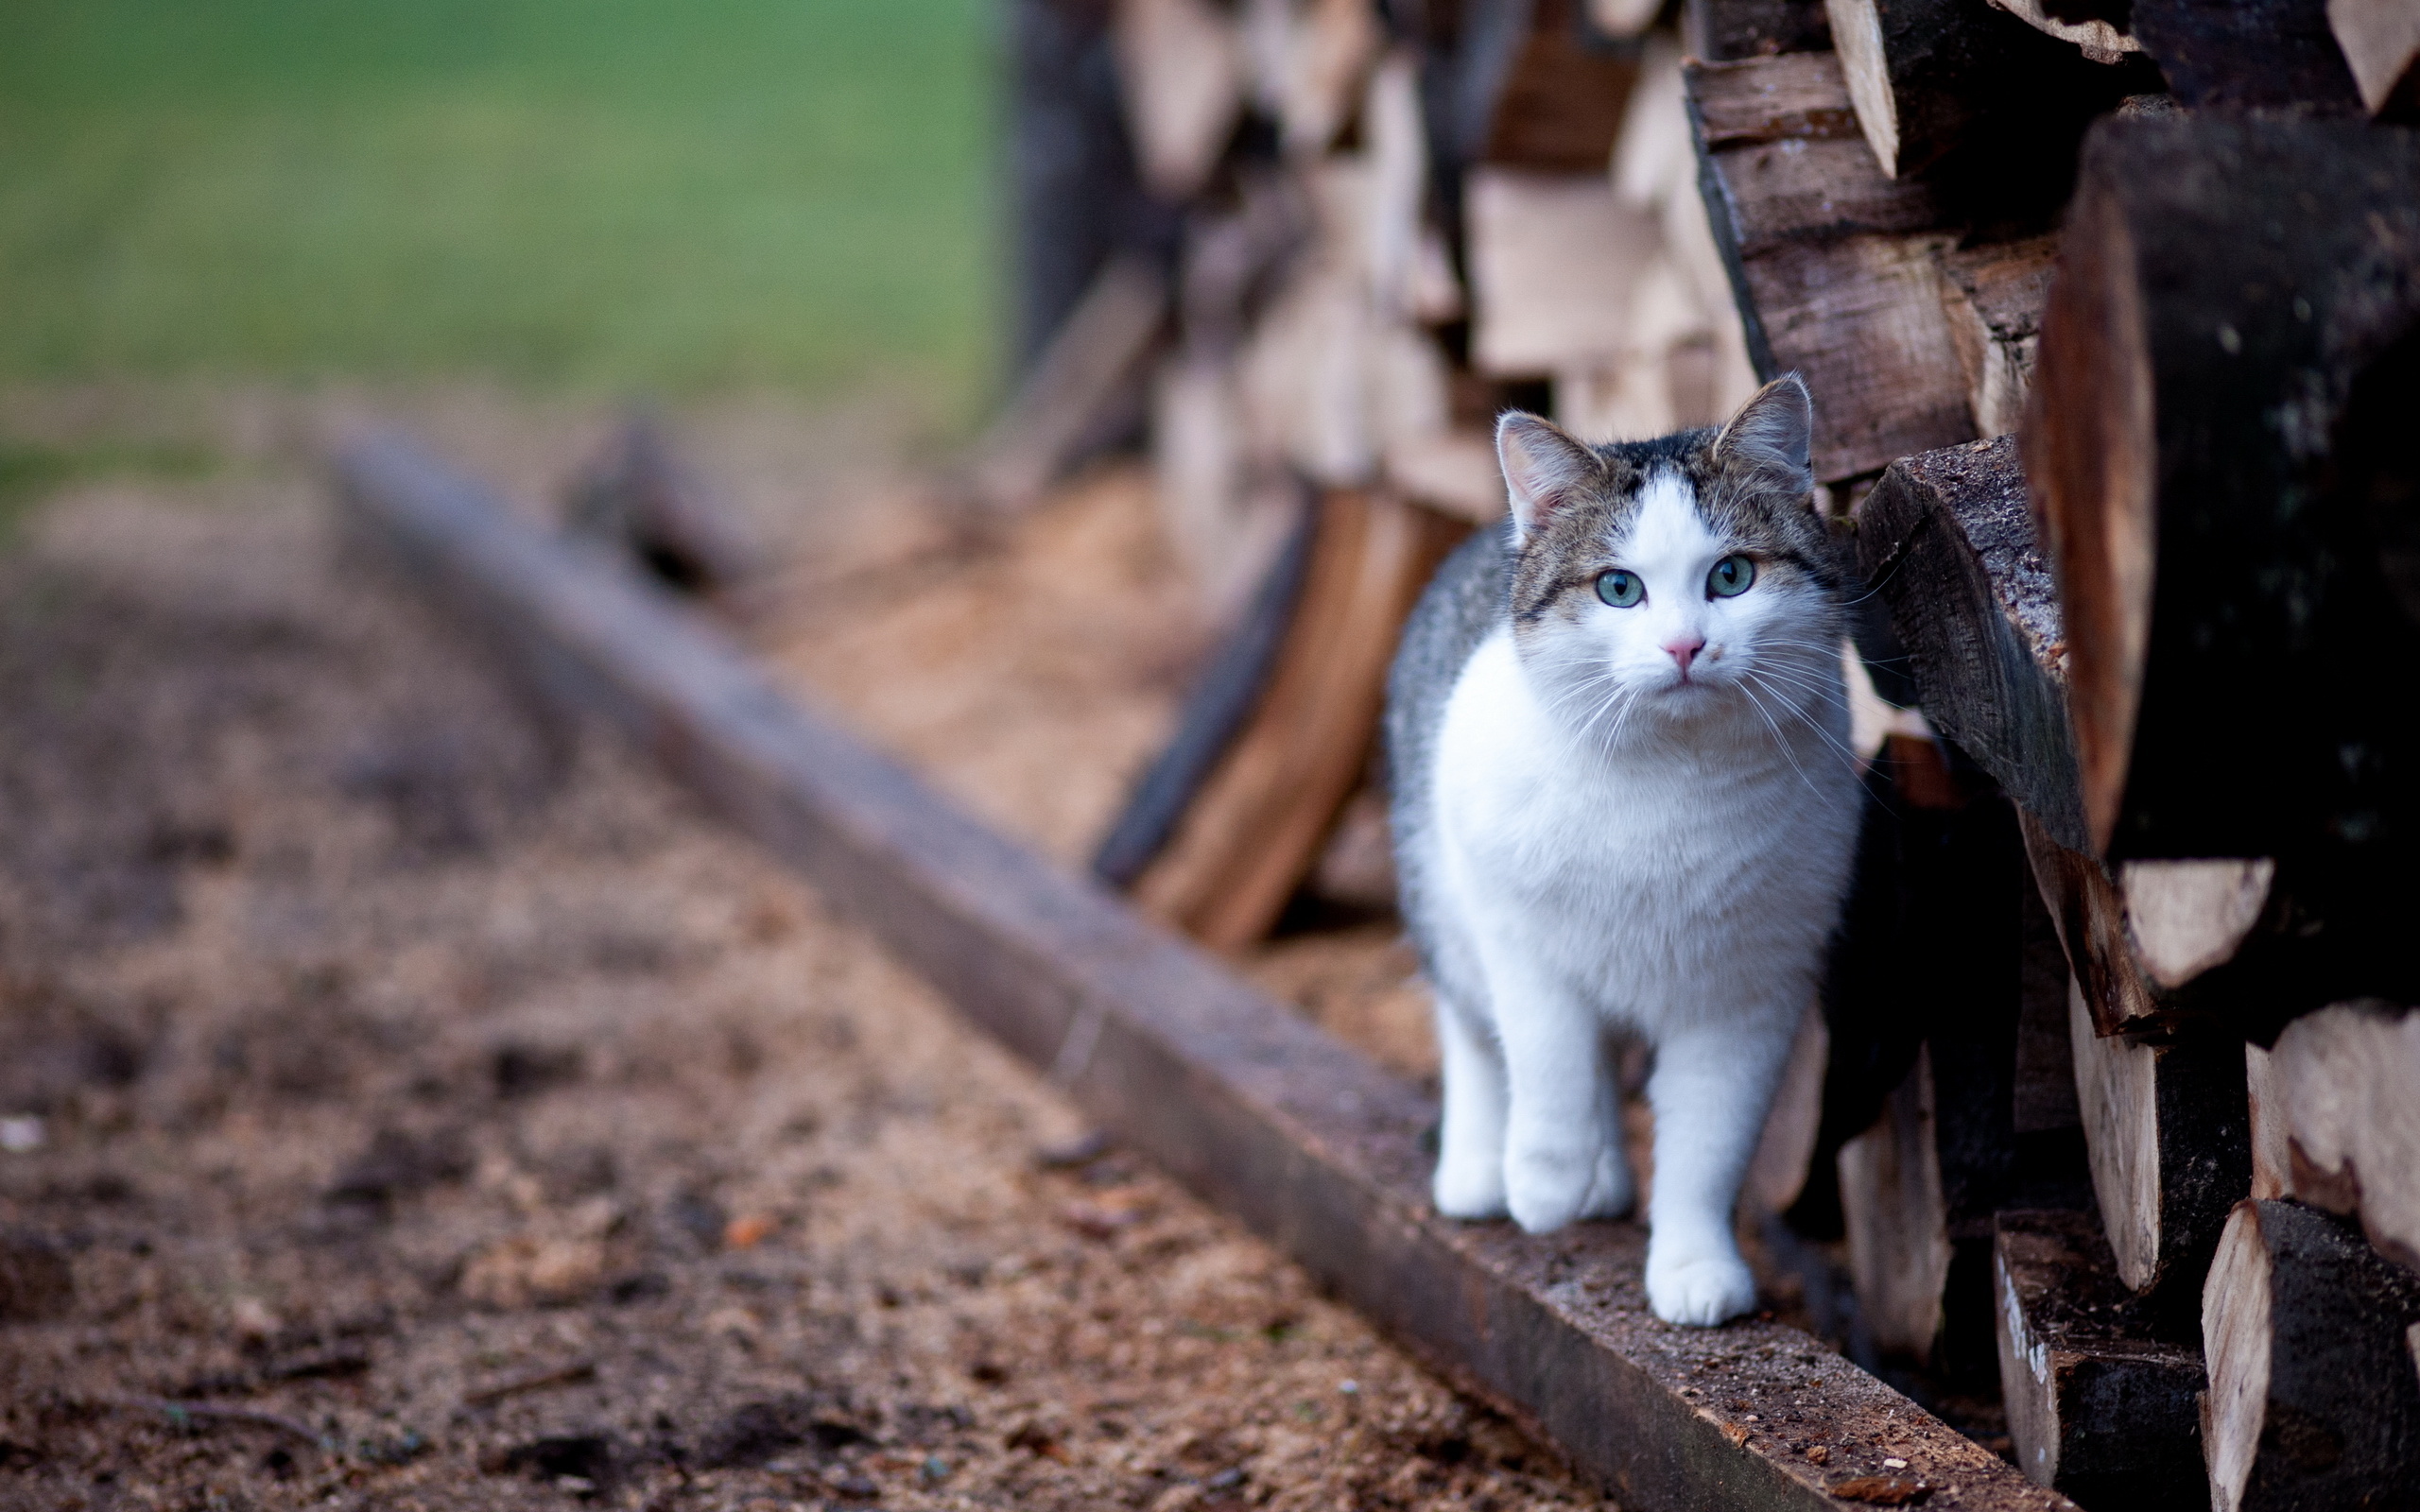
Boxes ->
[1433,1153,1509,1220]
[1645,1242,1757,1326]
[1578,1143,1635,1220]
[1505,1143,1600,1234]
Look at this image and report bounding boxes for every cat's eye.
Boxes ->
[1707,555,1756,598]
[1596,569,1644,608]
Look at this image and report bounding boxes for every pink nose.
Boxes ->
[1665,637,1704,677]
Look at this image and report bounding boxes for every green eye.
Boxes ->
[1707,555,1756,597]
[1596,569,1644,608]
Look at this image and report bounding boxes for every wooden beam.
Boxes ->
[2202,1199,2420,1512]
[1994,1209,2207,1510]
[335,432,2083,1512]
[2024,115,2420,867]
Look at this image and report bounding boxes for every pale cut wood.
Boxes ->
[1112,0,1245,200]
[1465,167,1663,377]
[1933,235,2056,439]
[1133,490,1461,950]
[2202,1199,2420,1512]
[1838,1049,1951,1358]
[2330,0,2420,118]
[2272,1000,2420,1271]
[1994,1209,2207,1510]
[2244,1042,2291,1202]
[970,254,1169,511]
[335,434,2092,1512]
[1588,0,1665,37]
[1382,431,1505,524]
[2117,860,2276,992]
[2069,979,2251,1298]
[1985,0,2141,63]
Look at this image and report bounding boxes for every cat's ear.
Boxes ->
[1495,411,1600,544]
[1712,374,1815,502]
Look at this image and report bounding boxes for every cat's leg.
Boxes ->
[1641,1016,1793,1325]
[1484,953,1619,1234]
[1578,1042,1635,1220]
[1430,997,1509,1219]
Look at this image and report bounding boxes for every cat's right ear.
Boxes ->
[1495,412,1599,545]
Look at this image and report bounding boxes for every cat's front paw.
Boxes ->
[1433,1153,1509,1220]
[1578,1143,1634,1220]
[1645,1243,1757,1326]
[1504,1144,1602,1234]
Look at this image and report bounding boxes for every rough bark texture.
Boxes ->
[336,433,2086,1512]
[1994,1209,2207,1510]
[2023,116,2420,1025]
[2201,1200,2420,1512]
[1683,0,1835,61]
[2129,0,2366,113]
[2068,981,2252,1305]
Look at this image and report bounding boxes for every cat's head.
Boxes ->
[1494,375,1842,735]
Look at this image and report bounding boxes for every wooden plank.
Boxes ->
[2202,1199,2420,1512]
[1994,1209,2208,1510]
[1132,489,1462,949]
[336,432,2084,1512]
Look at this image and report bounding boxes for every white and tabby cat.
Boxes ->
[1385,376,1861,1326]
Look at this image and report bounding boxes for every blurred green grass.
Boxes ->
[0,0,999,422]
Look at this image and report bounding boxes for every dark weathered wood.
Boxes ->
[0,1229,73,1322]
[1683,0,1834,60]
[2270,1000,2420,1271]
[1933,234,2057,438]
[1685,54,1974,482]
[562,414,759,597]
[2023,118,2420,1017]
[1823,0,2134,179]
[1091,492,1315,887]
[2130,0,2366,113]
[1854,436,2083,853]
[1477,0,1642,170]
[1995,1209,2208,1511]
[2330,0,2420,120]
[335,433,2082,1512]
[2202,1199,2420,1512]
[2068,980,2252,1303]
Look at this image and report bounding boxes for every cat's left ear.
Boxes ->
[1713,374,1815,505]
[1496,411,1601,545]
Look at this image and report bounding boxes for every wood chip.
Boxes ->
[1830,1476,1930,1505]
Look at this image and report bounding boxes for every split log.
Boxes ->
[2271,1000,2420,1271]
[1839,1050,1952,1360]
[1093,493,1315,887]
[2023,117,2420,879]
[2244,1041,2293,1202]
[1994,1209,2207,1510]
[1239,0,1379,158]
[2129,0,2366,113]
[1984,0,2141,64]
[1473,0,1643,171]
[1132,490,1463,949]
[1463,167,1663,377]
[1682,0,1833,61]
[1933,235,2056,439]
[969,254,1170,512]
[1112,0,1244,201]
[1822,0,2136,180]
[2069,980,2252,1302]
[1685,53,1975,481]
[2330,0,2420,119]
[2202,1199,2420,1512]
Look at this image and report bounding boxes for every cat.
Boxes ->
[1384,375,1861,1326]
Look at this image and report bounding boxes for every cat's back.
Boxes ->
[1385,524,1508,853]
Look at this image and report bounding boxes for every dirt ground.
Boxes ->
[0,390,1599,1512]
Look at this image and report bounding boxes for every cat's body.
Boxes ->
[1385,379,1861,1326]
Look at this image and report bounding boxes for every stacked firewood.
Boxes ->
[1001,5,2419,1505]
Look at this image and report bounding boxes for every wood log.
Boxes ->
[1994,1209,2208,1510]
[1682,0,1833,61]
[2271,1000,2420,1271]
[2244,1041,2293,1202]
[2069,979,2252,1302]
[1112,0,1244,200]
[2014,873,2082,1135]
[2129,0,2366,113]
[1475,0,1643,171]
[1839,1049,1952,1360]
[332,432,2093,1512]
[970,253,1170,511]
[2023,118,2420,890]
[1132,490,1463,949]
[1239,0,1379,157]
[1092,492,1315,887]
[1685,53,1975,482]
[2330,0,2420,119]
[1933,235,2057,439]
[1463,166,1663,377]
[2202,1199,2420,1512]
[1984,0,2141,65]
[1823,0,2137,180]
